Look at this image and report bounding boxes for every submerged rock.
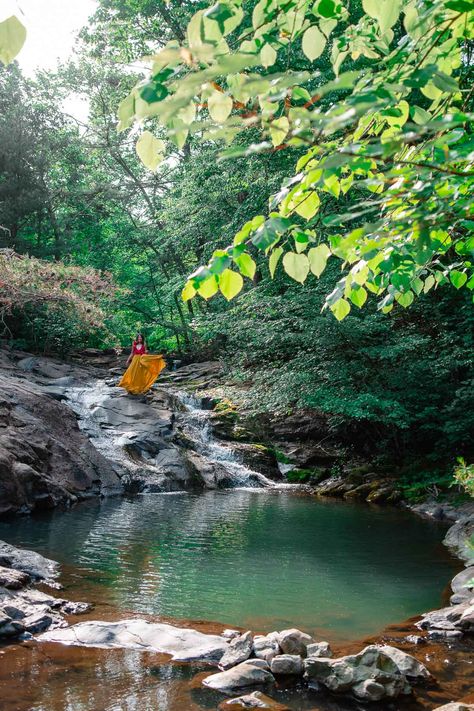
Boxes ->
[219,631,253,670]
[218,690,290,709]
[39,619,228,662]
[203,661,275,693]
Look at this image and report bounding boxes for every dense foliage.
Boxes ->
[0,0,472,474]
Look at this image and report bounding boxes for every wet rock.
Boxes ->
[253,633,280,662]
[203,661,275,693]
[246,659,270,671]
[417,600,474,635]
[218,690,290,709]
[0,611,24,637]
[0,565,30,589]
[304,645,414,700]
[222,629,241,640]
[277,628,313,656]
[0,540,58,581]
[450,567,474,604]
[433,704,474,711]
[40,619,228,662]
[405,635,426,645]
[270,654,303,675]
[306,641,332,658]
[377,645,430,680]
[219,631,253,670]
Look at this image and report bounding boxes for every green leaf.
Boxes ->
[395,290,414,308]
[269,117,289,147]
[330,298,351,321]
[261,43,277,67]
[235,253,256,279]
[282,252,310,283]
[117,94,135,132]
[423,274,435,293]
[349,286,368,308]
[197,275,219,299]
[0,15,26,66]
[182,281,196,301]
[136,131,165,171]
[362,0,402,34]
[450,270,467,289]
[315,0,337,19]
[208,91,233,123]
[219,269,244,300]
[302,26,326,62]
[294,191,320,220]
[269,247,283,277]
[308,244,330,277]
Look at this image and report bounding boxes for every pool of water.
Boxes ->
[0,490,459,641]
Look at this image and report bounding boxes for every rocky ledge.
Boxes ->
[0,540,89,641]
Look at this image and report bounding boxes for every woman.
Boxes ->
[118,332,166,395]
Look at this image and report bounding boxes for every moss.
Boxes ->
[286,468,327,484]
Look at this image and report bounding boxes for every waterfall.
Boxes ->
[176,392,282,489]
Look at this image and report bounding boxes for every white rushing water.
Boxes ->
[176,392,288,489]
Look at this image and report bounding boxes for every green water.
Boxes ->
[0,490,459,641]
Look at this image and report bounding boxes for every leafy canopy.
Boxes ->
[122,0,474,319]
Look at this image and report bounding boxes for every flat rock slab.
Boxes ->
[39,619,228,662]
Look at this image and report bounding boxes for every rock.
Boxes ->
[270,654,303,675]
[245,659,270,671]
[450,567,474,604]
[304,645,413,700]
[417,600,474,635]
[405,635,425,645]
[433,704,474,711]
[0,371,122,516]
[306,641,332,658]
[0,565,30,589]
[203,662,275,693]
[39,619,228,662]
[277,628,313,656]
[222,629,241,640]
[253,633,280,662]
[444,514,474,566]
[0,611,24,637]
[376,645,430,680]
[0,540,58,581]
[22,610,55,634]
[219,631,253,670]
[218,690,290,709]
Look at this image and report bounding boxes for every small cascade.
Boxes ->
[176,392,282,489]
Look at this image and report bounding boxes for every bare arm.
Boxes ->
[126,345,134,366]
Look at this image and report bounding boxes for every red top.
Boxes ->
[132,341,146,356]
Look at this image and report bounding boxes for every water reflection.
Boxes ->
[0,491,459,641]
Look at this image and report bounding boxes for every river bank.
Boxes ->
[0,346,473,709]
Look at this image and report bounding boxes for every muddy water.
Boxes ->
[0,490,472,711]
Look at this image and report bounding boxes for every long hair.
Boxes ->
[135,332,146,347]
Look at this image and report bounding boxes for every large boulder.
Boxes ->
[203,662,275,693]
[270,654,303,676]
[219,630,253,670]
[0,373,122,516]
[40,619,228,662]
[0,540,58,581]
[277,628,313,656]
[253,632,280,662]
[450,567,474,604]
[377,645,431,680]
[304,645,425,700]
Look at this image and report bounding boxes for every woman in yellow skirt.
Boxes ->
[118,333,166,395]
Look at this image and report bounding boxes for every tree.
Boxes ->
[120,0,474,319]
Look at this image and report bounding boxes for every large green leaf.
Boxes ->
[219,269,244,300]
[308,244,330,277]
[135,131,165,171]
[302,26,326,62]
[208,91,233,123]
[0,15,26,65]
[282,252,310,283]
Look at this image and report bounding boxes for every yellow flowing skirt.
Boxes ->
[118,355,167,395]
